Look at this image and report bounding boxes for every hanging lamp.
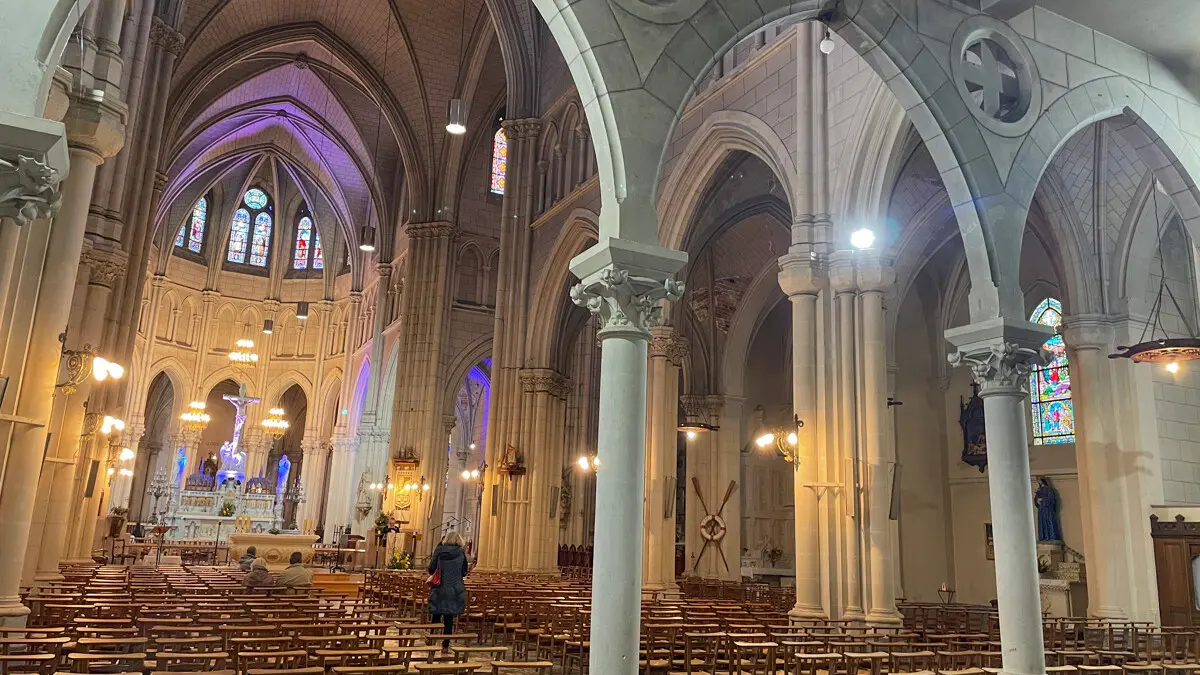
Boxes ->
[1110,180,1200,367]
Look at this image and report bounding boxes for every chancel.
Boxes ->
[4,1,1200,674]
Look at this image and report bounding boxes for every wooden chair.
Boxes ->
[410,664,485,674]
[150,649,229,671]
[490,661,554,674]
[236,649,310,672]
[244,668,324,675]
[730,641,779,675]
[450,646,508,663]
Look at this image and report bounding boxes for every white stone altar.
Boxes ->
[229,532,319,571]
[165,478,277,543]
[1037,542,1087,617]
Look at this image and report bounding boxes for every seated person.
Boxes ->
[243,558,273,588]
[276,552,313,587]
[238,545,257,571]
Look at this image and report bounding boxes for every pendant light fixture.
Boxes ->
[445,0,469,135]
[359,225,376,252]
[446,99,467,135]
[296,301,309,321]
[262,319,274,335]
[1109,180,1200,369]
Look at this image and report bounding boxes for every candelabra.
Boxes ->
[283,482,306,531]
[755,414,805,465]
[147,466,173,525]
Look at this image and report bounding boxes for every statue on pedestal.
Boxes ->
[1034,476,1062,543]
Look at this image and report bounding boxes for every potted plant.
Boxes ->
[374,512,391,543]
[268,527,281,535]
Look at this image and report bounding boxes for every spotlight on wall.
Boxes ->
[446,98,467,135]
[850,228,876,250]
[819,29,836,54]
[359,226,376,252]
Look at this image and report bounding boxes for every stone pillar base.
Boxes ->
[0,597,31,628]
[789,603,826,620]
[865,608,904,626]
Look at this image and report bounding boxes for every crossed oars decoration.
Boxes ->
[692,477,737,573]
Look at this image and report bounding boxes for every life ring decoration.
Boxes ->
[699,514,727,542]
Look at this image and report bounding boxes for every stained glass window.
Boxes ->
[187,197,207,253]
[249,212,272,267]
[227,187,272,268]
[293,216,313,269]
[1029,298,1075,445]
[175,196,208,253]
[313,230,324,270]
[490,127,507,195]
[227,208,251,263]
[244,188,269,210]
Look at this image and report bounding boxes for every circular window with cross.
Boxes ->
[950,18,1041,136]
[963,38,1026,122]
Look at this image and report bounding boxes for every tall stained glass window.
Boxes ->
[227,209,251,263]
[490,127,507,195]
[313,229,324,269]
[1029,298,1075,445]
[249,212,272,266]
[293,216,313,269]
[226,187,273,267]
[174,196,209,253]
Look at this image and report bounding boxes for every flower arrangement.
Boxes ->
[219,499,236,517]
[268,528,281,535]
[388,550,414,570]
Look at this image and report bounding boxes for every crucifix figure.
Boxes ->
[219,382,260,485]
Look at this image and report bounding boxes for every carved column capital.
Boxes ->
[571,267,684,340]
[150,18,185,56]
[0,155,63,226]
[405,220,459,241]
[502,118,543,140]
[946,318,1056,396]
[777,253,828,297]
[442,414,458,435]
[81,248,127,288]
[649,326,690,365]
[855,255,896,294]
[1060,315,1116,352]
[519,368,571,399]
[828,252,857,295]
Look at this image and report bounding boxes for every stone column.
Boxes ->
[386,222,457,555]
[29,249,124,580]
[299,438,330,534]
[712,395,743,582]
[829,256,864,619]
[478,118,541,570]
[643,327,687,592]
[1062,316,1159,620]
[947,320,1053,675]
[0,102,122,619]
[323,434,358,532]
[858,257,901,625]
[570,242,685,675]
[778,253,826,619]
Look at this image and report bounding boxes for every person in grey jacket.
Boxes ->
[238,546,257,571]
[276,552,313,587]
[243,558,273,589]
[427,531,469,650]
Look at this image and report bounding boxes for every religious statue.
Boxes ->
[1034,477,1063,542]
[201,452,218,478]
[959,382,987,472]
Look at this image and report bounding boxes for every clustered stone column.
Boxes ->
[569,240,685,675]
[514,368,571,572]
[778,253,826,619]
[829,254,865,620]
[1062,317,1160,622]
[947,320,1054,675]
[643,326,687,592]
[857,257,902,626]
[386,221,458,555]
[478,118,542,570]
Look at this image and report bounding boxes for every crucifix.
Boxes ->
[218,382,259,484]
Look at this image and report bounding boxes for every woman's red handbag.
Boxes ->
[426,568,441,587]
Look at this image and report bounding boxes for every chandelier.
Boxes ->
[1110,182,1200,370]
[180,401,211,432]
[755,414,804,465]
[229,339,259,365]
[261,407,289,438]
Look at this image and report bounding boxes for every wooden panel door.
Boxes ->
[1155,539,1194,626]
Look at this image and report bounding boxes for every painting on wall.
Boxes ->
[985,522,994,560]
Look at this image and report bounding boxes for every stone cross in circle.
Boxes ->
[962,40,1021,119]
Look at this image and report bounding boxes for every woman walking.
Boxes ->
[427,530,469,652]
